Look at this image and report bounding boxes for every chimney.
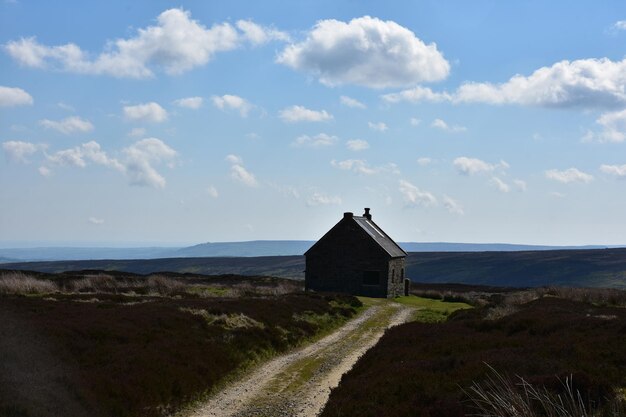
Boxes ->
[363,208,371,220]
[343,212,354,219]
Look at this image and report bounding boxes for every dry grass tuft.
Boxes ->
[0,272,58,294]
[466,365,625,417]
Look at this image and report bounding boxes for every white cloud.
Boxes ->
[39,116,94,134]
[291,133,337,148]
[346,139,369,151]
[583,109,626,143]
[382,86,452,103]
[410,118,421,126]
[3,9,287,78]
[513,179,528,191]
[207,185,219,198]
[279,105,333,123]
[235,20,289,45]
[600,164,626,177]
[453,157,507,176]
[331,159,398,175]
[47,141,124,171]
[455,58,626,108]
[545,168,593,184]
[611,21,626,31]
[398,179,437,207]
[550,191,566,198]
[431,118,466,133]
[38,166,51,177]
[0,86,33,107]
[212,94,253,117]
[226,154,258,187]
[442,195,464,215]
[2,141,41,162]
[128,127,146,138]
[383,57,626,110]
[490,176,510,193]
[123,102,168,123]
[88,217,104,225]
[225,154,243,164]
[340,95,366,109]
[277,16,449,88]
[122,138,177,188]
[368,121,388,132]
[417,157,432,166]
[306,192,342,206]
[174,96,203,109]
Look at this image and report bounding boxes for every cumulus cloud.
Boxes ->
[88,217,104,225]
[38,166,51,177]
[39,116,94,134]
[122,138,177,188]
[490,176,510,193]
[583,109,626,143]
[368,121,388,132]
[417,157,432,166]
[279,105,333,123]
[383,57,626,109]
[410,117,421,126]
[442,195,464,215]
[212,94,253,117]
[398,179,437,207]
[306,192,342,206]
[9,139,176,188]
[277,16,449,88]
[346,139,369,151]
[340,95,366,109]
[431,118,466,133]
[455,58,626,108]
[0,86,33,107]
[226,154,258,187]
[453,157,507,176]
[600,164,626,177]
[513,179,528,191]
[545,168,593,184]
[291,133,337,148]
[207,185,219,198]
[611,21,626,32]
[2,140,41,162]
[382,86,451,103]
[331,159,398,175]
[4,9,287,78]
[235,20,289,45]
[174,96,203,109]
[123,102,168,123]
[128,127,146,138]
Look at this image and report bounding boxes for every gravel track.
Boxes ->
[186,301,413,417]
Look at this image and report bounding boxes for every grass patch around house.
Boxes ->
[394,295,472,322]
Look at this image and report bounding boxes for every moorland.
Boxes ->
[5,247,626,288]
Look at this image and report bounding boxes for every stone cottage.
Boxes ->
[304,208,408,298]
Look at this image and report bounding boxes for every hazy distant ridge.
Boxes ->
[0,240,618,262]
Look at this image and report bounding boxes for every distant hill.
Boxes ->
[3,248,626,289]
[0,241,618,262]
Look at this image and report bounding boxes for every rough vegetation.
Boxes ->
[0,270,360,417]
[320,286,626,417]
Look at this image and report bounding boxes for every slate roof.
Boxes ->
[352,216,407,258]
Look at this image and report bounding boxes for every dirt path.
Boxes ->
[185,300,413,417]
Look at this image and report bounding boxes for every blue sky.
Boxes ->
[2,0,626,246]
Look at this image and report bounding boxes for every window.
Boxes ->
[401,268,404,279]
[391,269,395,282]
[362,271,380,286]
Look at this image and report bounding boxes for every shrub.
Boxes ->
[0,272,58,294]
